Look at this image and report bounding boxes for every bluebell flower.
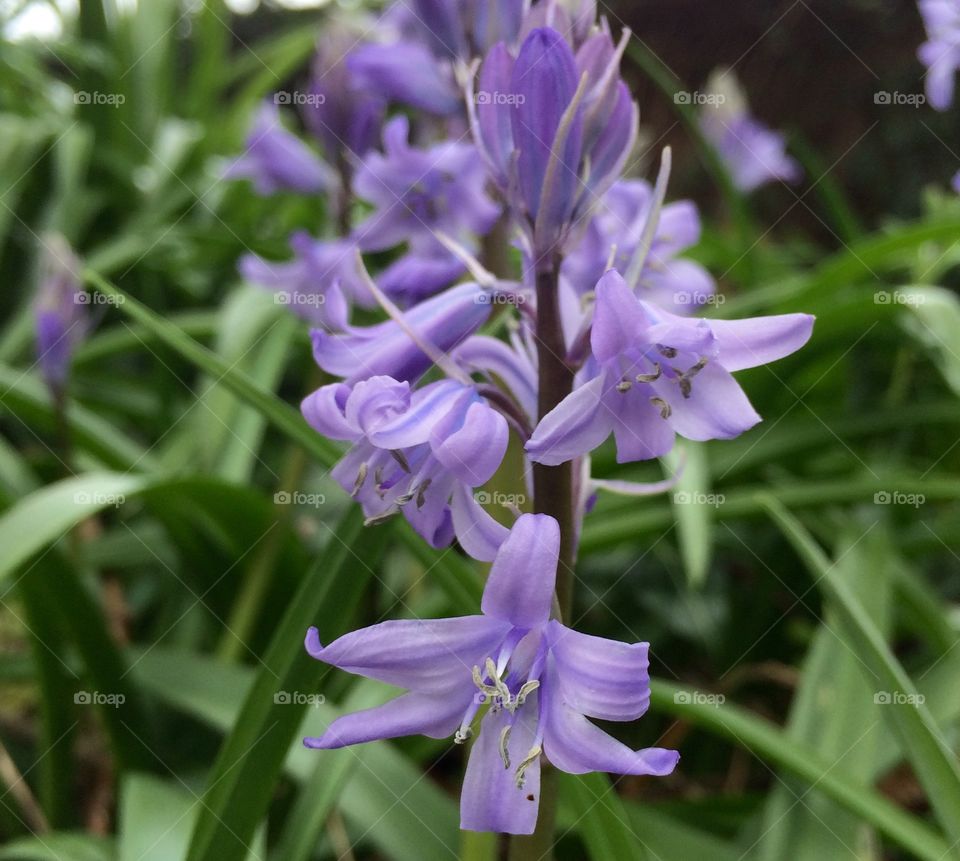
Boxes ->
[918,0,960,109]
[225,102,334,195]
[526,270,814,465]
[304,513,678,834]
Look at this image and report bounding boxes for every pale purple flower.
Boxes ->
[699,70,801,192]
[918,0,960,109]
[469,27,637,266]
[526,270,814,465]
[310,281,492,385]
[302,374,510,559]
[33,235,87,394]
[304,513,678,834]
[351,116,501,300]
[225,102,334,195]
[563,179,716,312]
[239,232,374,329]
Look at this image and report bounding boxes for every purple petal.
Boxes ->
[474,42,516,184]
[301,382,361,441]
[547,620,651,721]
[431,400,509,486]
[305,616,509,693]
[526,375,612,466]
[510,28,580,221]
[652,362,760,441]
[378,251,466,303]
[481,514,558,629]
[606,384,676,463]
[584,81,636,198]
[305,690,469,748]
[450,483,511,562]
[460,702,541,834]
[344,376,412,437]
[542,693,679,776]
[348,42,462,115]
[709,313,814,372]
[591,269,647,363]
[453,335,538,423]
[364,379,464,450]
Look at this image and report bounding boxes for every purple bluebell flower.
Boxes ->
[918,0,960,109]
[302,375,510,559]
[34,235,87,395]
[469,27,637,267]
[526,270,814,465]
[225,102,334,195]
[301,35,384,165]
[563,179,716,312]
[348,40,463,116]
[304,513,678,834]
[699,71,801,193]
[351,116,501,299]
[310,281,492,385]
[239,232,373,329]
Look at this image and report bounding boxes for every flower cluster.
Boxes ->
[224,0,814,837]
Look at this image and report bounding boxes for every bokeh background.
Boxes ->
[1,2,960,860]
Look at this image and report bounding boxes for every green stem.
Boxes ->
[507,257,575,860]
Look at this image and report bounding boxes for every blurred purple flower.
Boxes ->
[699,70,801,192]
[225,102,334,195]
[918,0,960,109]
[526,270,814,465]
[34,235,87,394]
[563,179,716,312]
[239,232,373,329]
[304,513,678,834]
[302,374,510,558]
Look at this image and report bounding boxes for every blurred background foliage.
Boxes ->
[1,1,960,860]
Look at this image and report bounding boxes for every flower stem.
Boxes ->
[507,257,575,861]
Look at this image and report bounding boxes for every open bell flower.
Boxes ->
[304,514,678,834]
[526,270,814,465]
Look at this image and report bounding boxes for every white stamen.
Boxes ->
[499,726,512,769]
[515,744,542,789]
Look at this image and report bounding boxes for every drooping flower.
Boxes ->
[918,0,960,109]
[239,232,373,329]
[563,179,716,312]
[469,26,637,267]
[304,514,678,834]
[699,69,801,193]
[225,102,334,195]
[351,116,501,301]
[526,270,814,465]
[33,234,87,396]
[302,374,510,560]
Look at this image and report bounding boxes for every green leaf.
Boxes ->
[559,773,648,860]
[668,441,713,588]
[184,508,387,861]
[0,833,114,861]
[762,497,960,849]
[898,285,960,398]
